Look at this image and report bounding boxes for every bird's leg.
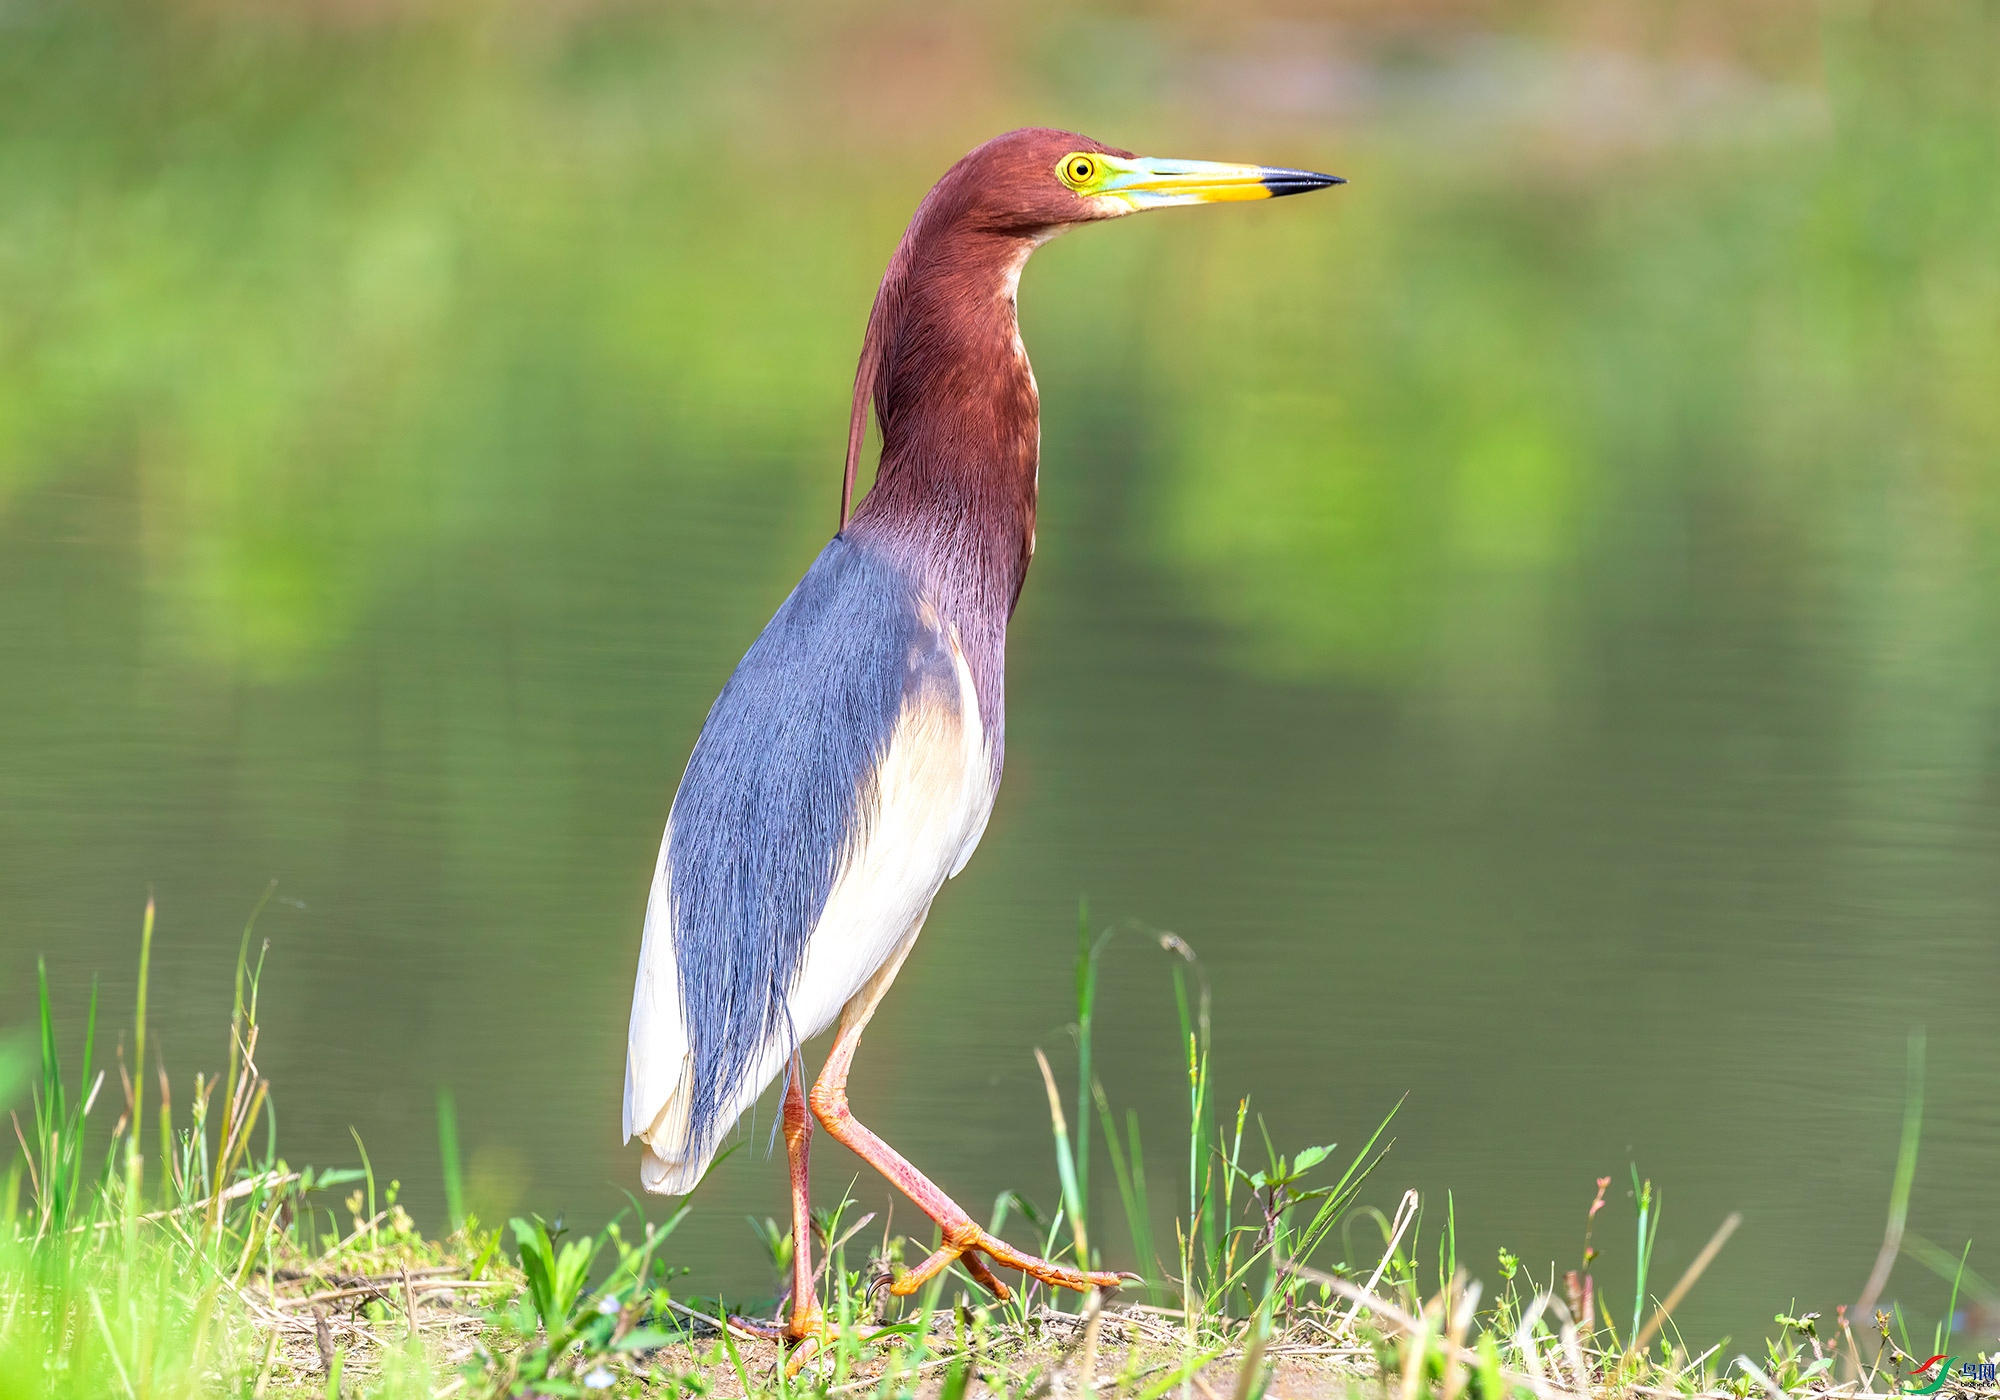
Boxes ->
[783,1054,822,1335]
[808,956,1125,1302]
[779,1052,838,1373]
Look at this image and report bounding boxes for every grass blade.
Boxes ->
[1856,1031,1924,1317]
[1033,1046,1087,1271]
[438,1086,466,1233]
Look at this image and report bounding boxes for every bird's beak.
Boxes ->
[1098,155,1344,210]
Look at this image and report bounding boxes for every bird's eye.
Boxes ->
[1060,154,1099,188]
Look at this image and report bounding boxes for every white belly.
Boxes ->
[789,625,995,1042]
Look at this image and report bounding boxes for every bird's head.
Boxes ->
[940,127,1343,238]
[836,128,1341,528]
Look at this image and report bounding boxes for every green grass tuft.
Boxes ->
[0,899,1980,1399]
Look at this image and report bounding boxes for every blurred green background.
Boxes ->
[4,0,1998,1345]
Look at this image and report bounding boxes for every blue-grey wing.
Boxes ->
[623,537,994,1192]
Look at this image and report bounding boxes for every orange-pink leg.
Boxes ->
[778,1055,838,1371]
[782,1056,822,1335]
[807,966,1125,1302]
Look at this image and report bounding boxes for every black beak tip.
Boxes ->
[1261,169,1346,197]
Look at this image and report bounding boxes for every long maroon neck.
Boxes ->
[845,225,1040,630]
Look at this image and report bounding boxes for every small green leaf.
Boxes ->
[1291,1144,1337,1175]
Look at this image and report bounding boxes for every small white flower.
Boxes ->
[583,1365,615,1389]
[595,1292,622,1316]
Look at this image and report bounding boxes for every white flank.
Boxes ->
[623,610,996,1194]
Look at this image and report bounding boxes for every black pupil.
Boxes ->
[1073,162,1088,178]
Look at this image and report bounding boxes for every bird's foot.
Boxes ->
[780,1311,842,1377]
[779,1302,888,1377]
[890,1222,1133,1300]
[721,1305,846,1377]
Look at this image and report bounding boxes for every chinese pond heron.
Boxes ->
[624,126,1341,1357]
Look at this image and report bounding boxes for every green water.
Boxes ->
[4,1,1998,1346]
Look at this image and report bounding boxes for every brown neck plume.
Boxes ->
[840,208,1043,623]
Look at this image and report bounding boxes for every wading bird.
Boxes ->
[624,128,1339,1354]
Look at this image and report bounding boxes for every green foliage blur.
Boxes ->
[3,1,1993,694]
[0,1,881,678]
[1145,10,2000,692]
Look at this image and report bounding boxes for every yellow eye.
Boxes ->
[1060,154,1099,189]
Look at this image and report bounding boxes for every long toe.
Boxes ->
[888,1241,964,1297]
[962,1251,1010,1300]
[971,1228,1125,1293]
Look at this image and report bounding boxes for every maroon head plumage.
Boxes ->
[838,126,1341,707]
[839,133,1123,607]
[625,127,1336,1361]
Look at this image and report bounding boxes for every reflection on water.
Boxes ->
[3,1,1997,1346]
